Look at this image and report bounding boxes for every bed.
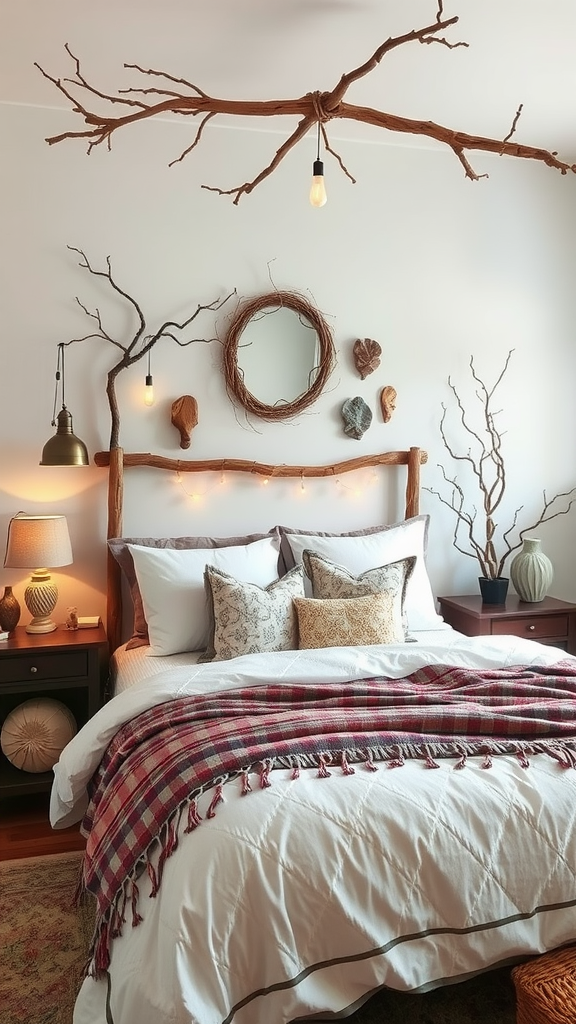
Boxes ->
[49,447,576,1024]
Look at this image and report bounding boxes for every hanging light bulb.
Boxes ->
[144,350,154,407]
[309,122,327,208]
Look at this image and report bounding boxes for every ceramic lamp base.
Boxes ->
[24,571,58,633]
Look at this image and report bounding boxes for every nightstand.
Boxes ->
[437,595,576,656]
[0,624,108,798]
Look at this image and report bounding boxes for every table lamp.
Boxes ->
[4,514,73,633]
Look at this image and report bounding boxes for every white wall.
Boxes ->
[1,1,575,630]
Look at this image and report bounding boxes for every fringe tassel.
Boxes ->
[147,859,159,897]
[387,746,405,769]
[130,878,143,927]
[93,918,112,977]
[291,757,301,780]
[453,747,467,770]
[516,747,530,769]
[340,752,355,776]
[548,746,576,769]
[364,753,378,772]
[259,760,273,789]
[317,753,332,778]
[207,783,224,818]
[423,747,441,769]
[184,797,202,832]
[241,769,252,795]
[481,751,493,769]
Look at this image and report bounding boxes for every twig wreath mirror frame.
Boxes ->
[223,292,335,421]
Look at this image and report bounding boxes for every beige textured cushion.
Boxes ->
[202,564,305,662]
[0,698,77,773]
[294,591,401,650]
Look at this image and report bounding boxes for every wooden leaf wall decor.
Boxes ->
[380,385,397,422]
[34,3,576,204]
[353,338,381,379]
[171,395,198,449]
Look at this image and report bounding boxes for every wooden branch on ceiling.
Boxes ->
[35,4,576,204]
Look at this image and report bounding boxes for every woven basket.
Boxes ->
[512,946,576,1024]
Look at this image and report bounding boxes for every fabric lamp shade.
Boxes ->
[4,515,73,633]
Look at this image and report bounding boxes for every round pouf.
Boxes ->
[512,945,576,1024]
[1,698,77,773]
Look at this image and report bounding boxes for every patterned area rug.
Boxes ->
[0,852,95,1024]
[0,851,517,1024]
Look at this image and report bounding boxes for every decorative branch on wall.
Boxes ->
[61,246,234,449]
[35,3,576,204]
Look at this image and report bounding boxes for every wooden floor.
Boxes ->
[0,792,86,860]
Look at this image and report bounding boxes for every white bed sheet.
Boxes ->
[110,622,466,693]
[51,635,576,1024]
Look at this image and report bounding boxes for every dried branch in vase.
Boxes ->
[62,246,234,449]
[34,3,576,204]
[425,350,576,581]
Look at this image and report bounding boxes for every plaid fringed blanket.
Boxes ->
[81,661,576,974]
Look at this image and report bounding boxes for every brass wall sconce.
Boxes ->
[40,343,89,466]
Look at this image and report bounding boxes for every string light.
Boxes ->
[174,469,380,505]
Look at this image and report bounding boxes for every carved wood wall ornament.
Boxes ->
[171,395,198,449]
[35,4,576,205]
[380,385,397,422]
[353,338,381,379]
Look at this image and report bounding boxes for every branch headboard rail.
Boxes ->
[94,446,428,652]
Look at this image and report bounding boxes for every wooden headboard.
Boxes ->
[93,446,428,652]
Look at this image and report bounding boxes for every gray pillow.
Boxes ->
[108,528,284,650]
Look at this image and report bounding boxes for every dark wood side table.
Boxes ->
[0,623,108,798]
[437,595,576,656]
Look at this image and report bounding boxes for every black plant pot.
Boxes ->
[478,577,509,605]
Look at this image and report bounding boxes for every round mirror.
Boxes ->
[223,291,335,421]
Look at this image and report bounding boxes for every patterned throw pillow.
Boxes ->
[294,592,400,649]
[202,564,304,662]
[302,550,416,639]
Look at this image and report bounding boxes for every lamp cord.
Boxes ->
[51,343,65,426]
[316,121,321,162]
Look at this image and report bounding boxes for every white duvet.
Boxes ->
[52,635,576,1024]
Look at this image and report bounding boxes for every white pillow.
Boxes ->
[281,516,442,631]
[128,537,281,656]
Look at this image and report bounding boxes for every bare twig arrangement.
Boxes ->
[62,246,234,448]
[426,350,576,580]
[35,4,576,204]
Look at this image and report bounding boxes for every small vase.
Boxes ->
[479,576,509,605]
[0,585,21,632]
[510,538,553,603]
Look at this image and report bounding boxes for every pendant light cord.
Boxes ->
[51,343,65,426]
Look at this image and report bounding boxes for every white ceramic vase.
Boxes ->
[510,538,553,603]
